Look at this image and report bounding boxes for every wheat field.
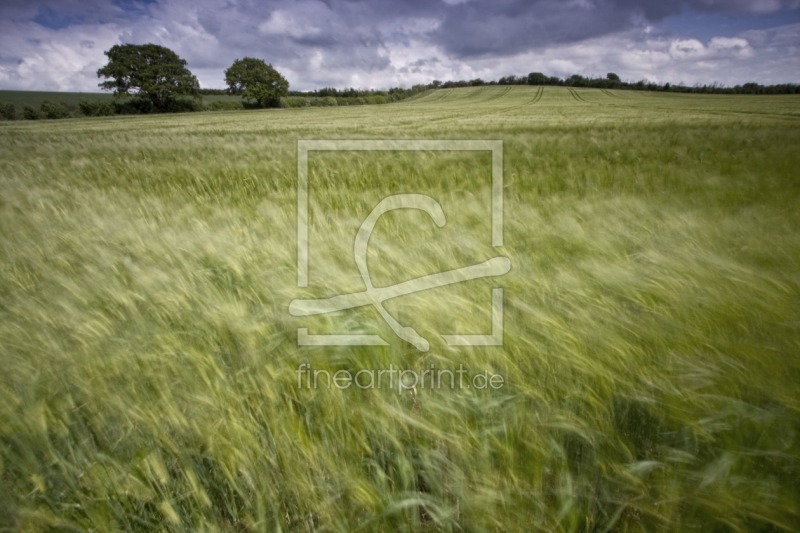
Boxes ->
[1,86,799,531]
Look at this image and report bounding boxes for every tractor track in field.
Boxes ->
[569,86,630,112]
[423,86,548,125]
[482,85,513,102]
[600,89,627,99]
[568,87,587,102]
[527,86,544,105]
[424,88,454,102]
[416,86,526,124]
[451,85,513,103]
[496,85,543,112]
[431,86,544,122]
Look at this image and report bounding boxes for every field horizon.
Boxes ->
[1,86,799,531]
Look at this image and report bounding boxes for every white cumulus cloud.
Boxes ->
[0,0,796,92]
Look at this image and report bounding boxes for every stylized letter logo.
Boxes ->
[290,194,511,351]
[293,140,507,351]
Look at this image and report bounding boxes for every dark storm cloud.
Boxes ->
[432,0,633,58]
[430,0,800,58]
[0,0,798,91]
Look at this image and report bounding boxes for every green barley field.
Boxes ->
[1,86,799,531]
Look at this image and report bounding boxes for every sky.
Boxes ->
[1,0,798,92]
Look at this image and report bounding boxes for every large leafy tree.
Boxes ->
[97,43,200,112]
[225,58,289,108]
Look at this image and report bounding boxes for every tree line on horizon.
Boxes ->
[479,71,799,95]
[1,42,798,121]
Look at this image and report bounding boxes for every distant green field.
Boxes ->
[1,87,799,531]
[0,90,113,107]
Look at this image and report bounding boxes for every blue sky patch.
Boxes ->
[112,0,157,15]
[33,5,85,30]
[661,8,800,41]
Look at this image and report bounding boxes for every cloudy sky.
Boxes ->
[1,0,798,92]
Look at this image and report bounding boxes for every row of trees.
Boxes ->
[96,44,290,112]
[438,71,799,95]
[0,89,434,122]
[0,84,434,122]
[0,97,209,121]
[91,44,437,114]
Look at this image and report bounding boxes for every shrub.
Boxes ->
[284,97,312,108]
[22,105,41,120]
[78,100,115,117]
[164,97,202,113]
[40,100,72,119]
[113,98,154,115]
[0,102,17,120]
[241,100,262,110]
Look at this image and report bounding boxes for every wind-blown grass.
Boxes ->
[1,86,799,531]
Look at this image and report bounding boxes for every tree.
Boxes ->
[606,72,621,83]
[527,72,548,85]
[39,100,71,119]
[566,74,587,87]
[0,102,17,120]
[225,58,289,108]
[97,43,199,112]
[499,75,519,85]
